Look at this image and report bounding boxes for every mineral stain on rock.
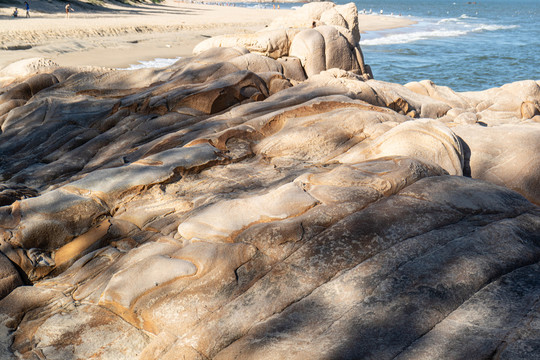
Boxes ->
[0,2,539,359]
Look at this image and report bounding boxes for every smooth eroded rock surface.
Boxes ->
[0,6,539,358]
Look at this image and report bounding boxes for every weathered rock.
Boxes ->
[253,103,404,163]
[164,176,540,360]
[0,99,26,119]
[369,79,452,118]
[178,182,318,242]
[288,25,363,77]
[337,119,464,176]
[227,53,283,74]
[289,28,327,77]
[0,57,58,87]
[277,56,307,82]
[193,2,370,80]
[320,7,348,31]
[0,185,37,207]
[269,1,359,43]
[335,2,361,44]
[317,25,360,71]
[0,252,22,300]
[193,28,297,59]
[261,72,293,95]
[98,241,197,326]
[406,79,474,110]
[0,31,538,360]
[521,100,540,119]
[454,124,540,204]
[408,79,540,125]
[0,83,32,103]
[446,109,477,124]
[24,73,59,96]
[394,261,540,360]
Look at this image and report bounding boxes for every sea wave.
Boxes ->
[361,30,468,46]
[438,14,477,24]
[361,23,519,46]
[437,14,478,24]
[437,18,460,24]
[472,24,519,32]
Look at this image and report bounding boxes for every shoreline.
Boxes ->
[0,1,416,69]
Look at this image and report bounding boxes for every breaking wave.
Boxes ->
[472,24,519,32]
[438,14,478,24]
[361,22,519,46]
[361,29,465,45]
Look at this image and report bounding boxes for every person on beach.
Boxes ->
[12,8,18,17]
[24,1,30,18]
[65,3,74,18]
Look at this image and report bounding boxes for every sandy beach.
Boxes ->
[0,0,415,69]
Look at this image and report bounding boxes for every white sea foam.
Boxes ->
[472,24,519,32]
[121,57,182,70]
[438,14,476,24]
[361,29,468,46]
[437,17,461,24]
[361,21,519,46]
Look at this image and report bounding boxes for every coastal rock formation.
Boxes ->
[270,1,360,44]
[193,2,371,80]
[0,3,540,358]
[0,58,59,87]
[405,79,540,203]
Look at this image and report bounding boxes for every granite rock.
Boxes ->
[0,21,539,360]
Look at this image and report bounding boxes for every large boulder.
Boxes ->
[269,1,360,44]
[289,28,326,77]
[289,26,363,77]
[319,6,348,29]
[193,2,370,80]
[454,124,540,204]
[334,2,361,44]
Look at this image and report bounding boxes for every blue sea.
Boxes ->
[347,0,539,91]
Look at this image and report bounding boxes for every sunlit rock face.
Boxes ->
[193,2,372,81]
[0,21,539,360]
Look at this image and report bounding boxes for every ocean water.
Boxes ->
[346,0,539,91]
